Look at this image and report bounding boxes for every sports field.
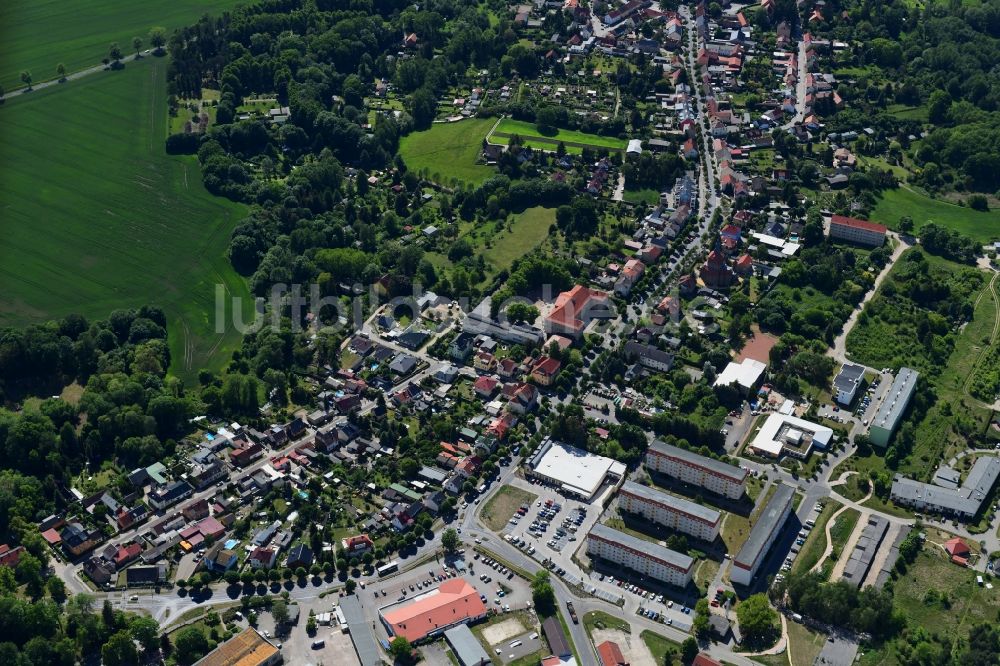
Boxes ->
[1,0,246,90]
[0,58,249,378]
[398,119,495,186]
[870,187,1000,242]
[493,118,628,151]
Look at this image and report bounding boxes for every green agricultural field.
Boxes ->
[0,58,249,378]
[870,187,1000,242]
[398,119,495,186]
[494,118,628,151]
[1,0,247,90]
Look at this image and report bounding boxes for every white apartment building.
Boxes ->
[618,481,721,542]
[646,440,748,499]
[588,523,694,587]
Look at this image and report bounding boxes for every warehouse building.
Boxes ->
[730,484,794,587]
[890,455,1000,521]
[645,440,748,499]
[528,438,626,500]
[869,368,918,447]
[618,481,722,541]
[587,523,694,587]
[444,624,492,666]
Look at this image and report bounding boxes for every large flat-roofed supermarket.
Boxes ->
[645,440,748,499]
[731,484,794,586]
[529,438,626,499]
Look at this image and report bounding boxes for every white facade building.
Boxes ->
[588,523,694,587]
[618,481,721,541]
[646,440,748,499]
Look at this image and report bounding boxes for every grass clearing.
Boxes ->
[398,119,495,186]
[722,484,777,558]
[640,629,684,665]
[786,620,828,666]
[870,187,1000,242]
[494,118,628,151]
[893,547,1000,635]
[480,485,537,532]
[482,207,555,273]
[791,500,841,574]
[582,610,630,637]
[821,508,860,575]
[622,188,662,205]
[0,59,249,379]
[1,0,246,90]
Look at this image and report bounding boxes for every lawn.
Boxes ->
[582,610,630,637]
[791,501,841,574]
[722,484,777,558]
[640,630,684,665]
[494,118,628,151]
[398,119,495,186]
[480,485,537,532]
[870,187,1000,242]
[1,0,247,90]
[622,188,662,205]
[482,207,556,273]
[0,58,249,379]
[786,620,828,666]
[822,507,860,576]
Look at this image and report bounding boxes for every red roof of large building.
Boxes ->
[830,214,886,234]
[693,655,723,666]
[546,285,609,335]
[381,578,487,642]
[597,640,628,666]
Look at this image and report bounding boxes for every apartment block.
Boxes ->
[645,440,748,499]
[588,523,694,587]
[618,481,721,541]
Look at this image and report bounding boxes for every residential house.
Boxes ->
[249,547,278,569]
[531,357,562,387]
[147,481,193,511]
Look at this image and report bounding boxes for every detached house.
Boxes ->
[531,357,562,387]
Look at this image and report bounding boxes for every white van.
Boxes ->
[529,633,539,640]
[509,640,522,648]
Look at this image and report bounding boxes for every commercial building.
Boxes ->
[890,455,1000,521]
[833,363,866,405]
[528,438,626,500]
[618,481,722,541]
[192,628,280,666]
[714,358,767,394]
[748,413,833,459]
[444,624,492,666]
[730,484,794,587]
[587,523,694,587]
[646,440,748,499]
[828,215,886,247]
[869,368,918,447]
[380,578,488,643]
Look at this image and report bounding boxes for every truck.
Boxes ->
[566,601,579,624]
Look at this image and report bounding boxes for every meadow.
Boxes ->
[494,118,628,151]
[1,0,247,90]
[0,58,249,378]
[870,187,1000,242]
[398,118,495,186]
